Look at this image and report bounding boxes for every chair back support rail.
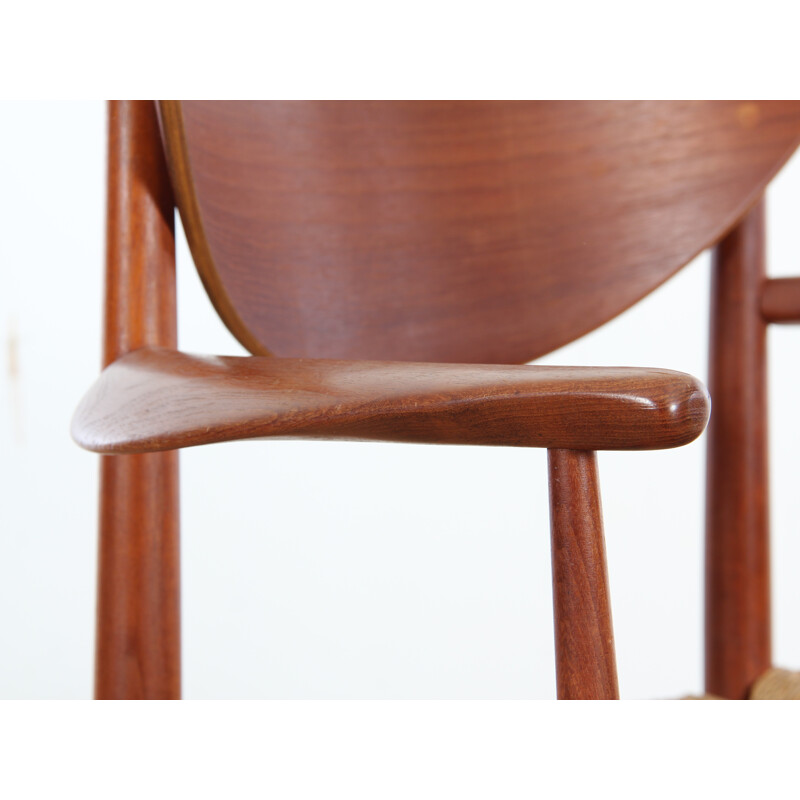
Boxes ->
[84,100,800,699]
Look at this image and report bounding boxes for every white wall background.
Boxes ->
[2,100,799,699]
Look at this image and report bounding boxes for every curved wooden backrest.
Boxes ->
[158,101,800,363]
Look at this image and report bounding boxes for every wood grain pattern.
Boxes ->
[97,452,180,699]
[72,347,710,455]
[705,200,770,700]
[81,101,800,700]
[158,100,800,364]
[549,449,619,700]
[761,276,800,323]
[95,101,181,700]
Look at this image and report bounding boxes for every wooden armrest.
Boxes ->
[72,347,710,454]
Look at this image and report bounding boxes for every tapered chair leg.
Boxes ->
[548,449,619,700]
[705,200,770,700]
[94,100,181,699]
[96,452,180,698]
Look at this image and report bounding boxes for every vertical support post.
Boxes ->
[548,449,619,700]
[95,101,181,699]
[706,199,770,700]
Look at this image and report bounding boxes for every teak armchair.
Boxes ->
[73,100,800,700]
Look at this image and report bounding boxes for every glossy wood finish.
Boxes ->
[706,200,770,700]
[73,347,710,455]
[159,100,800,364]
[96,101,181,699]
[761,276,800,323]
[549,449,618,700]
[97,453,180,699]
[80,101,800,701]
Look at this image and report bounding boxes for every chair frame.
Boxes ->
[87,100,800,699]
[95,101,180,700]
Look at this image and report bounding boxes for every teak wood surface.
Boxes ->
[549,450,619,700]
[73,348,709,454]
[79,100,800,700]
[159,100,800,364]
[95,101,181,700]
[761,276,800,323]
[706,202,770,699]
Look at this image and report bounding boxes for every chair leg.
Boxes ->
[94,100,180,699]
[705,199,770,699]
[548,449,619,699]
[96,453,181,698]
